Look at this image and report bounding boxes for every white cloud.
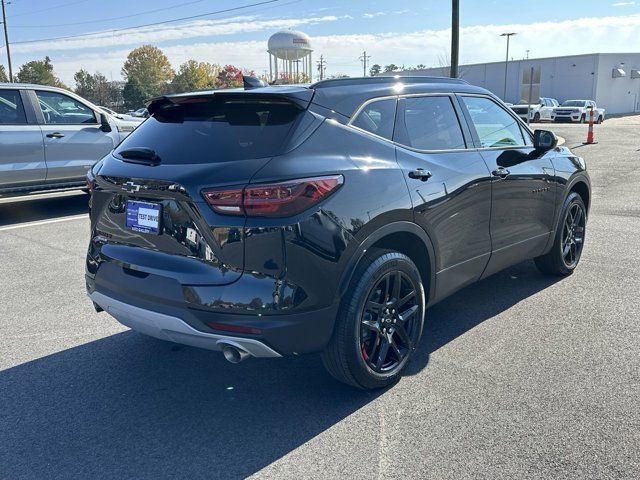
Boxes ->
[8,15,344,55]
[362,12,386,19]
[612,2,636,6]
[21,13,640,85]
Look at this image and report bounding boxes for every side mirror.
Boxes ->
[533,129,558,151]
[99,113,112,132]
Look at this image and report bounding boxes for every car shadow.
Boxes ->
[0,261,561,479]
[406,260,562,375]
[0,191,89,227]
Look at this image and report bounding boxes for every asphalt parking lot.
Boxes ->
[1,117,639,479]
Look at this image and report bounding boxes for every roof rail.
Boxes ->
[310,76,468,89]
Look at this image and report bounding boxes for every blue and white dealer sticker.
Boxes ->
[125,200,161,234]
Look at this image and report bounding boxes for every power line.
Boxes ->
[1,0,282,47]
[7,0,91,19]
[10,0,209,28]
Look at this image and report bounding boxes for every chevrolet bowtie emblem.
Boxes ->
[122,181,141,193]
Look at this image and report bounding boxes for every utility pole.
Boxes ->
[1,0,12,82]
[359,51,371,77]
[316,55,326,81]
[500,32,517,101]
[450,0,459,78]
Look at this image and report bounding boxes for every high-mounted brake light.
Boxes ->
[202,175,343,218]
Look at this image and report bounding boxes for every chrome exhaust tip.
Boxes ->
[221,344,250,364]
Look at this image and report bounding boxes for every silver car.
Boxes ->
[0,83,134,195]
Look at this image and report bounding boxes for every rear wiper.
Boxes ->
[118,147,161,166]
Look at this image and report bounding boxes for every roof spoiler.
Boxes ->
[146,89,314,116]
[243,75,269,89]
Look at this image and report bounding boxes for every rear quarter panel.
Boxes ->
[245,119,413,312]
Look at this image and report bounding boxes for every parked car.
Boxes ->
[97,107,143,135]
[86,76,591,389]
[510,97,559,122]
[126,107,149,118]
[99,105,143,123]
[0,83,134,196]
[552,100,605,123]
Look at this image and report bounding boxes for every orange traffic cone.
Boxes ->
[583,107,598,145]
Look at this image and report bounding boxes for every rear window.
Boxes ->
[395,96,466,151]
[0,89,27,125]
[351,98,396,140]
[115,96,304,164]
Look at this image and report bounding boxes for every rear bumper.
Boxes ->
[90,291,281,357]
[86,268,339,355]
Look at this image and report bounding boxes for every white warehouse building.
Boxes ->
[388,53,640,115]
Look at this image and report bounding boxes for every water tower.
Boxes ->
[267,29,313,83]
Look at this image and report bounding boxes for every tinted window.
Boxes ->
[460,96,525,148]
[0,90,27,125]
[35,91,96,124]
[351,98,396,140]
[116,96,304,164]
[395,96,466,150]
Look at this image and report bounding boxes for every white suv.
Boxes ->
[552,100,605,123]
[510,97,559,122]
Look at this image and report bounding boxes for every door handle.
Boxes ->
[46,132,65,138]
[492,167,510,178]
[408,168,432,181]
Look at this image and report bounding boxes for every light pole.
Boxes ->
[450,0,459,78]
[500,32,517,101]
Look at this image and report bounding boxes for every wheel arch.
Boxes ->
[338,221,437,305]
[567,176,591,213]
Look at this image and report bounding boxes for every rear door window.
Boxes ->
[460,96,525,148]
[351,98,396,140]
[0,90,27,125]
[116,96,305,164]
[394,96,466,151]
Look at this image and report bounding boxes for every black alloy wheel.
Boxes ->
[321,249,425,389]
[359,271,420,374]
[535,192,587,276]
[561,202,585,268]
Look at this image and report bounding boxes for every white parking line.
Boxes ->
[0,214,88,232]
[0,189,85,204]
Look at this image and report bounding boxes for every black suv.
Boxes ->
[86,76,590,389]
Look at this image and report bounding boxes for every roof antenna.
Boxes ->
[243,75,268,90]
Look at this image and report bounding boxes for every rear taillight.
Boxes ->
[202,175,343,218]
[85,176,95,193]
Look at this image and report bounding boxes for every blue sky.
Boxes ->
[2,0,640,84]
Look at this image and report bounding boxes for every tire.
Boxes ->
[579,114,585,124]
[535,192,587,276]
[533,112,540,123]
[597,116,603,124]
[321,248,426,389]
